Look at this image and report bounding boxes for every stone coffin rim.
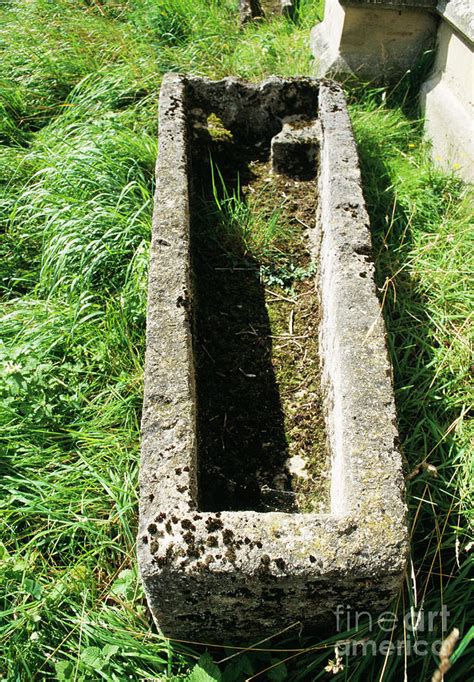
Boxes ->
[138,74,408,636]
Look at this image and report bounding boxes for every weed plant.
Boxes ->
[207,160,293,264]
[0,0,471,680]
[205,158,317,290]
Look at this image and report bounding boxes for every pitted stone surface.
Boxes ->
[271,116,321,177]
[437,0,474,42]
[138,75,408,642]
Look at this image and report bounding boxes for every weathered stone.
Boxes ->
[420,0,474,182]
[271,116,321,177]
[310,0,473,180]
[310,0,438,81]
[138,75,408,642]
[437,0,473,41]
[241,0,297,22]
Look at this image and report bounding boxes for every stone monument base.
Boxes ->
[310,0,438,81]
[420,2,474,182]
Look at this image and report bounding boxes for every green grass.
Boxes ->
[207,160,294,264]
[0,1,472,680]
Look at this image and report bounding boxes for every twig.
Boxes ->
[218,621,302,664]
[295,216,312,230]
[201,344,215,363]
[265,288,295,303]
[239,368,256,378]
[269,333,308,339]
[276,339,303,352]
[431,628,459,682]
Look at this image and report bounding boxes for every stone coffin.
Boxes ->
[137,75,408,642]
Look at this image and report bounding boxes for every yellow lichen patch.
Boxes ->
[207,113,233,141]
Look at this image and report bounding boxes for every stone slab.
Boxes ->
[420,16,474,182]
[271,116,321,177]
[437,0,474,44]
[310,0,438,80]
[138,75,408,642]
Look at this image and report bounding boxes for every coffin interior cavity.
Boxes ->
[189,108,328,513]
[137,76,408,643]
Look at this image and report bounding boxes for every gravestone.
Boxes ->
[310,0,438,81]
[420,0,474,182]
[310,0,473,181]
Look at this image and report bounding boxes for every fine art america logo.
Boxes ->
[332,604,451,658]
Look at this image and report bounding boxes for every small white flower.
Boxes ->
[324,647,344,674]
[5,361,22,374]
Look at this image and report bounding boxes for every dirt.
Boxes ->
[245,161,329,513]
[191,133,329,514]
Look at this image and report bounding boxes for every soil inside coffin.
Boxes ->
[191,123,329,514]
